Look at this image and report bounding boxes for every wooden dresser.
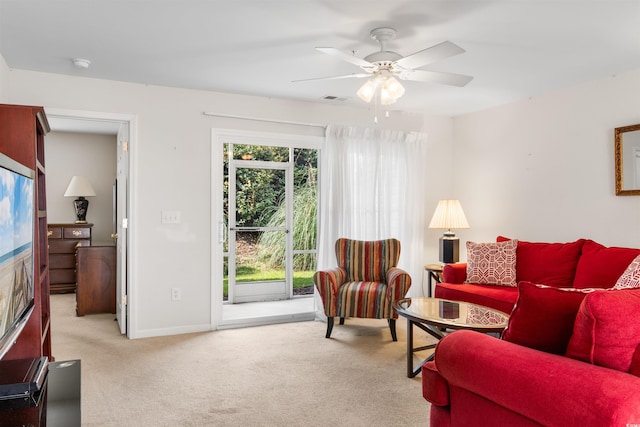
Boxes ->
[76,246,116,316]
[47,223,92,293]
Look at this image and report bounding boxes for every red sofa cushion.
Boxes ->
[434,282,517,315]
[573,240,640,289]
[566,288,640,372]
[497,236,584,287]
[502,281,591,355]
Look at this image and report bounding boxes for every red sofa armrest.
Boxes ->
[422,361,449,407]
[442,263,467,283]
[435,330,640,427]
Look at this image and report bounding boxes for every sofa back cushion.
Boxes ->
[573,240,640,289]
[502,281,591,355]
[565,288,640,372]
[335,238,400,282]
[496,237,584,287]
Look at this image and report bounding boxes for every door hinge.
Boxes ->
[121,295,127,306]
[122,141,129,152]
[122,218,128,229]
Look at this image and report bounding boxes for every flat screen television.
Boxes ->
[0,152,35,360]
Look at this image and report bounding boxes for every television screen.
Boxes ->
[0,152,35,360]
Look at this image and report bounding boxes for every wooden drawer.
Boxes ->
[49,240,82,254]
[48,227,62,239]
[47,223,93,294]
[63,227,91,239]
[49,253,76,269]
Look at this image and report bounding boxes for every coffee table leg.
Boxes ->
[406,320,441,378]
[406,318,413,378]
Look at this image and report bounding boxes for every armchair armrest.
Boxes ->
[434,330,640,427]
[442,263,467,283]
[386,267,412,304]
[313,267,347,317]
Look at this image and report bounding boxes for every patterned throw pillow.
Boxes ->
[613,254,640,289]
[465,239,518,286]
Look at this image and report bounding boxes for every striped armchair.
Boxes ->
[314,238,412,340]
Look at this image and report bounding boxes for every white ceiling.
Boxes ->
[1,0,639,118]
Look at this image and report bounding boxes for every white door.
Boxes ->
[227,158,292,303]
[115,123,129,334]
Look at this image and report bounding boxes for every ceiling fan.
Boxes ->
[295,27,473,105]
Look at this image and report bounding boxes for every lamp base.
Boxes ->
[439,234,460,264]
[73,197,89,224]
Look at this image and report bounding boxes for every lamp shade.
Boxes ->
[64,176,96,197]
[428,200,470,231]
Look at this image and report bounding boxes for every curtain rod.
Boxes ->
[202,112,326,129]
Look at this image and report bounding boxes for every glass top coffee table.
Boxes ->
[393,297,510,378]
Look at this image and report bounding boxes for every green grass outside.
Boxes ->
[222,266,314,297]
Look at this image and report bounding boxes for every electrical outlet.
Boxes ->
[161,210,181,224]
[171,287,181,301]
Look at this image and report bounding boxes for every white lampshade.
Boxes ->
[428,200,470,231]
[64,176,96,197]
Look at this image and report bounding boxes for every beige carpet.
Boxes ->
[50,294,433,426]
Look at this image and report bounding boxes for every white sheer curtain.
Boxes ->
[317,125,429,302]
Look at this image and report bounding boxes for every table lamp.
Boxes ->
[428,199,470,263]
[64,176,96,224]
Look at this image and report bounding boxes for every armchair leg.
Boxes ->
[388,319,397,342]
[339,317,345,325]
[326,317,334,338]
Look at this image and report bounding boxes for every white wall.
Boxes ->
[453,68,640,252]
[4,51,639,337]
[3,62,453,337]
[0,55,9,101]
[45,131,117,244]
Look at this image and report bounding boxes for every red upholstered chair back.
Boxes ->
[335,238,401,282]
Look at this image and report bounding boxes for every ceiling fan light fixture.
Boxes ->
[380,77,405,105]
[357,78,379,103]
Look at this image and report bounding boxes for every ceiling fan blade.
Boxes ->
[400,69,473,87]
[395,41,466,70]
[292,73,370,83]
[316,47,374,68]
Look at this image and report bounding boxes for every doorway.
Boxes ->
[212,129,322,329]
[227,154,291,303]
[46,108,135,337]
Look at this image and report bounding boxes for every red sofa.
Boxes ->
[423,238,640,427]
[435,238,640,313]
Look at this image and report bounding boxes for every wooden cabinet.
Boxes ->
[0,104,52,361]
[76,246,116,316]
[47,224,92,294]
